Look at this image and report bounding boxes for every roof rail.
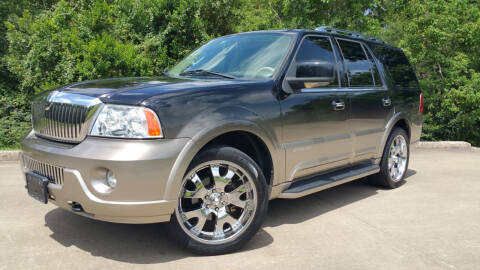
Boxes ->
[315,26,387,44]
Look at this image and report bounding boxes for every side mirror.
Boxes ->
[286,61,335,90]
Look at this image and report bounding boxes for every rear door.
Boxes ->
[368,44,422,143]
[335,38,393,162]
[281,35,352,181]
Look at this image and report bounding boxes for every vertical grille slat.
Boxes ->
[65,104,70,139]
[58,104,66,138]
[78,107,85,135]
[31,96,99,143]
[55,167,60,185]
[77,106,81,137]
[48,107,53,136]
[62,104,67,139]
[56,104,61,138]
[73,106,77,139]
[23,155,64,186]
[53,104,58,138]
[71,106,75,138]
[49,165,53,182]
[68,106,72,139]
[74,106,79,138]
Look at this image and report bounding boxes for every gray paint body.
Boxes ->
[20,30,422,223]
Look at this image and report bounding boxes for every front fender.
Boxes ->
[162,106,284,201]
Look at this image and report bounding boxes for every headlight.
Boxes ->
[90,104,163,138]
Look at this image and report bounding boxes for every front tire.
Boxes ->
[168,146,268,255]
[369,127,410,188]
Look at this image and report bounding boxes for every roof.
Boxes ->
[226,28,390,46]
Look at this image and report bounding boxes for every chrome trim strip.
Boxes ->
[355,146,376,155]
[300,87,387,93]
[47,91,102,107]
[354,127,385,137]
[282,133,351,149]
[288,152,352,181]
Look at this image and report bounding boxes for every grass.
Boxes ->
[0,146,20,151]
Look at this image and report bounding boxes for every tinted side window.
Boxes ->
[294,36,337,88]
[337,39,374,87]
[364,47,382,86]
[370,44,418,88]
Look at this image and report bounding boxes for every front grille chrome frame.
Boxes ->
[31,91,102,143]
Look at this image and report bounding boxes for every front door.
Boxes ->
[281,35,352,181]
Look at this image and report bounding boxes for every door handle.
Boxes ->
[382,97,392,107]
[332,100,345,110]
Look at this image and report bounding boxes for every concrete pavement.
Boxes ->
[1,149,479,269]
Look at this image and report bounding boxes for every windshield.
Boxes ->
[168,33,294,79]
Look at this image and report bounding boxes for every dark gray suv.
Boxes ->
[20,27,423,255]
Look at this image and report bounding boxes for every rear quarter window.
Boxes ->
[368,44,419,89]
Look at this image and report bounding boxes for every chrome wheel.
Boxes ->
[176,160,258,245]
[388,135,408,181]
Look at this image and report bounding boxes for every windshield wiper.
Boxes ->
[179,69,237,79]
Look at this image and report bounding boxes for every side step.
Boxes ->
[278,164,380,199]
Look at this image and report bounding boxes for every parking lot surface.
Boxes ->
[1,148,479,270]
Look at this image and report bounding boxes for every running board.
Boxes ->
[278,164,380,199]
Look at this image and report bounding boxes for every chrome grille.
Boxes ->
[31,91,102,143]
[21,155,64,185]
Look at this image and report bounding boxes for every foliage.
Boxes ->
[374,0,480,145]
[0,0,58,148]
[1,0,480,147]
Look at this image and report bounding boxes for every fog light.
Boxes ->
[106,170,117,188]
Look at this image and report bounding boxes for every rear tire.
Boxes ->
[167,146,268,255]
[368,127,410,188]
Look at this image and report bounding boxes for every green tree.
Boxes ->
[378,0,480,145]
[1,0,480,148]
[0,0,58,148]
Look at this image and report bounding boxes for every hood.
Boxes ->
[55,76,187,105]
[53,76,265,105]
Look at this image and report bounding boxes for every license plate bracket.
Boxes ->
[26,172,50,204]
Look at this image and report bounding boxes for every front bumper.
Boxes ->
[21,131,191,223]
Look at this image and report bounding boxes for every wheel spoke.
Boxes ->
[211,166,235,191]
[216,213,238,231]
[227,184,247,208]
[183,208,208,230]
[184,174,208,199]
[390,164,396,175]
[392,166,398,179]
[394,137,401,154]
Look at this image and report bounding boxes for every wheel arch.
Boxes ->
[377,113,412,159]
[163,121,282,201]
[198,131,274,187]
